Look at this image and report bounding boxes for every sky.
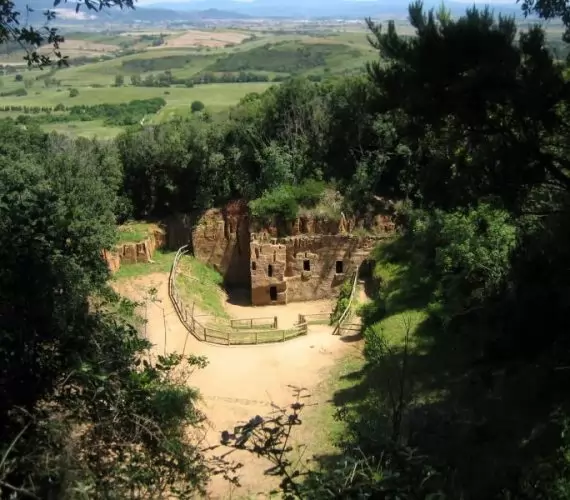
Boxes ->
[136,0,514,4]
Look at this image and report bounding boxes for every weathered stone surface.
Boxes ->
[171,200,396,305]
[249,234,383,305]
[190,200,251,288]
[103,225,166,274]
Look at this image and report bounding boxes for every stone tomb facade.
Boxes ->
[249,234,380,306]
[177,200,394,306]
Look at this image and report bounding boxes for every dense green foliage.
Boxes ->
[121,54,206,73]
[249,180,326,222]
[0,122,207,498]
[5,0,570,498]
[291,4,570,499]
[11,98,166,126]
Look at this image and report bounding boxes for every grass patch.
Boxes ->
[116,222,156,244]
[176,254,229,318]
[41,120,125,139]
[113,249,174,280]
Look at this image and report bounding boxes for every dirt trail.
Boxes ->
[113,273,357,499]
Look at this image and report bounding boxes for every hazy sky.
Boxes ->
[136,0,514,4]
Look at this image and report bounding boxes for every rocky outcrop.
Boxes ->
[190,200,251,288]
[103,226,166,274]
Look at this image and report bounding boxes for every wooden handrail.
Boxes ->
[332,265,360,336]
[168,245,308,346]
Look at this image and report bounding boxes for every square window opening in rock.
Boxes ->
[270,286,277,301]
[268,264,273,277]
[303,260,311,271]
[251,261,257,271]
[336,261,344,273]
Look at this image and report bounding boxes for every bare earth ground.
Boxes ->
[113,273,361,499]
[150,30,248,49]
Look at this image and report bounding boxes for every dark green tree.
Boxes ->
[191,100,205,113]
[366,2,570,210]
[0,124,209,498]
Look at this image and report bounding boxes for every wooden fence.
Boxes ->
[302,313,332,325]
[168,246,307,346]
[331,267,361,336]
[230,316,278,329]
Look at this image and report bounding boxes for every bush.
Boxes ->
[294,179,326,207]
[191,100,205,113]
[248,180,327,222]
[249,185,299,222]
[69,88,79,98]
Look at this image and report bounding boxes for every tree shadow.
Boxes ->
[320,265,565,498]
[225,286,251,306]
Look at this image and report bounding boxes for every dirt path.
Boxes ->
[113,273,357,499]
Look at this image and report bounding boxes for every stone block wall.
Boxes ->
[250,234,381,305]
[172,199,396,306]
[250,242,288,306]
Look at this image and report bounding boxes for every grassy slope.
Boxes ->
[113,249,175,280]
[116,222,157,245]
[176,254,229,318]
[0,83,273,137]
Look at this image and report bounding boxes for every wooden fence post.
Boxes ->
[274,316,278,329]
[255,330,258,344]
[227,330,230,346]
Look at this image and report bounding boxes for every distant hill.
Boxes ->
[12,1,251,24]
[11,0,532,23]
[145,0,525,20]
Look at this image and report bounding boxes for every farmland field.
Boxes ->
[0,25,377,138]
[1,20,565,138]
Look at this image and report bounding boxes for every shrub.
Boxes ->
[248,180,327,222]
[69,88,79,98]
[249,185,299,222]
[191,100,205,113]
[294,179,326,207]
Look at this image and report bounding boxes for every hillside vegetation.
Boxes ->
[5,1,570,499]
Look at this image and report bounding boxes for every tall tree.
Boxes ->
[366,2,570,211]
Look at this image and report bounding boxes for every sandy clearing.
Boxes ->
[113,272,356,499]
[149,30,248,49]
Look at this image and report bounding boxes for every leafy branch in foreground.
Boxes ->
[0,0,135,66]
[220,387,310,498]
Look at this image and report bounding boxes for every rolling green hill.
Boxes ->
[204,40,372,75]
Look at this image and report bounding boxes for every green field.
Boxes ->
[0,83,273,137]
[0,28,379,138]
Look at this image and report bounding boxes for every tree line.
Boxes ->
[7,97,166,126]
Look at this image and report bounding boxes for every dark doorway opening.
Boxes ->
[303,260,311,271]
[251,261,257,270]
[269,286,277,301]
[336,260,344,274]
[359,260,375,279]
[268,264,273,277]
